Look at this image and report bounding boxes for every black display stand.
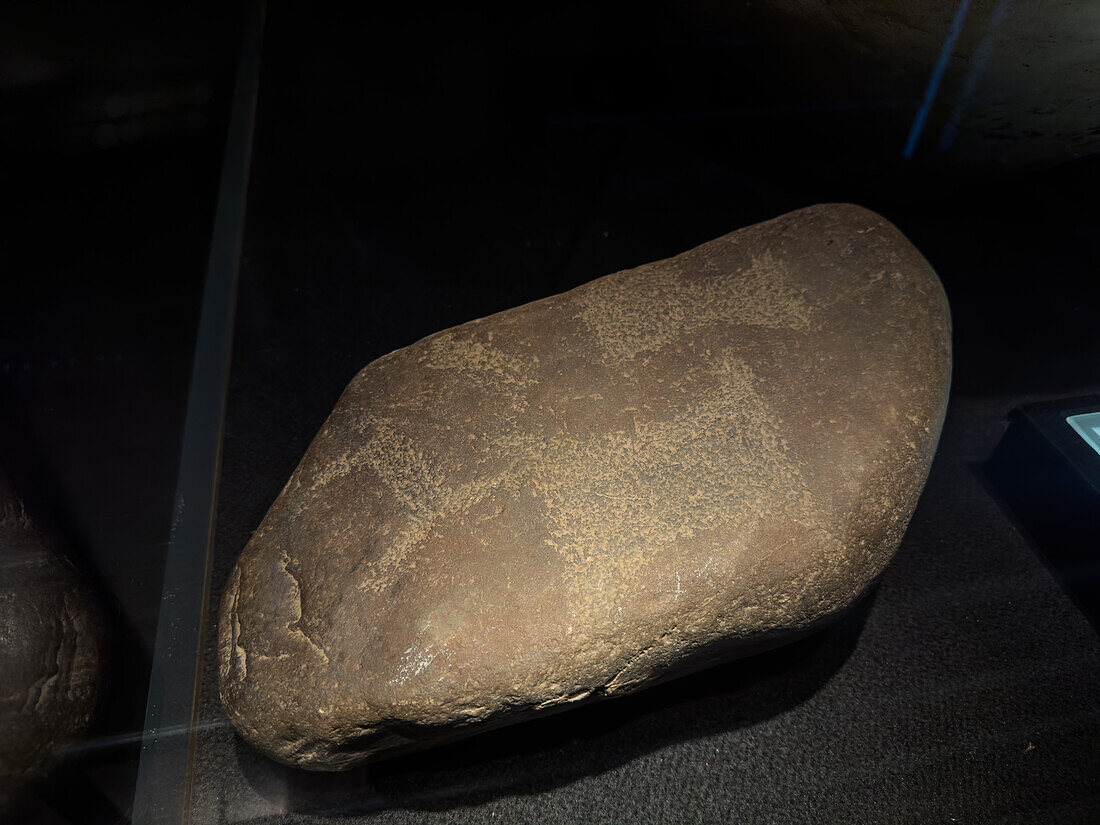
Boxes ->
[986,395,1100,632]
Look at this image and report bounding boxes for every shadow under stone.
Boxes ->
[234,588,875,817]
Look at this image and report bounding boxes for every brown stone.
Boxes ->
[218,203,951,770]
[0,476,106,808]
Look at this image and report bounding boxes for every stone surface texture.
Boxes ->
[219,203,951,770]
[0,476,106,808]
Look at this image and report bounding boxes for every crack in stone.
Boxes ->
[281,549,330,664]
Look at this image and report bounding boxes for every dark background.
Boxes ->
[0,4,241,822]
[1,2,1098,823]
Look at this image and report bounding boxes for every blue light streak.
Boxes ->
[903,0,974,159]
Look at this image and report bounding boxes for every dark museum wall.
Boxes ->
[0,4,241,819]
[0,1,1098,823]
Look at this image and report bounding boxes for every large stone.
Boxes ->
[0,475,106,809]
[219,203,951,770]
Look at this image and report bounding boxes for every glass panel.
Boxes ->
[0,6,243,823]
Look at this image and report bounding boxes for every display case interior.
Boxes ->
[2,2,1099,823]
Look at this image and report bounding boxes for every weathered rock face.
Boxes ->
[0,476,106,809]
[219,203,951,770]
